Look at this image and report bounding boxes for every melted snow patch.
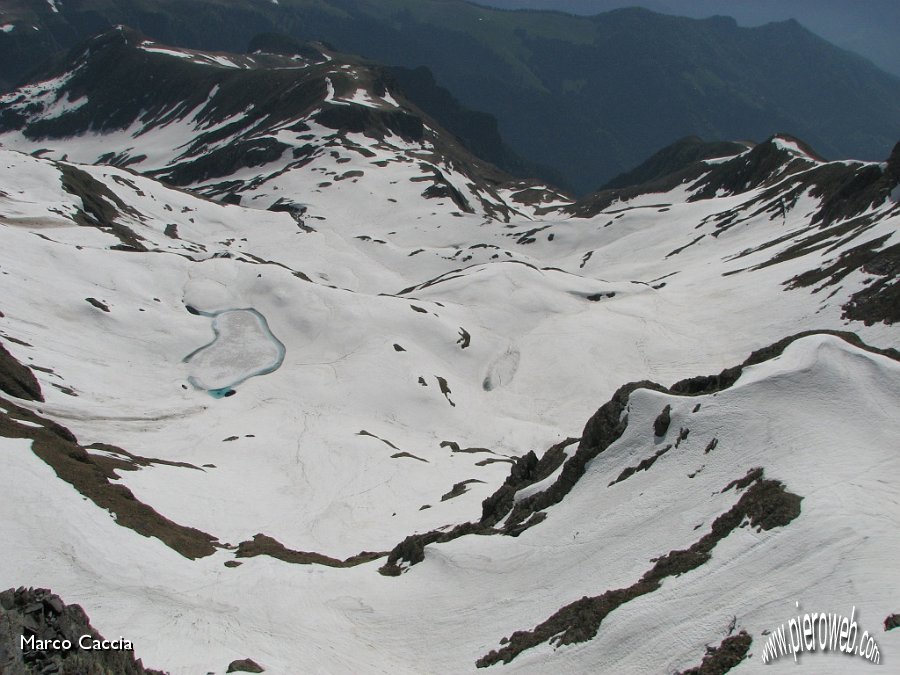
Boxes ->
[483,346,520,390]
[184,308,285,395]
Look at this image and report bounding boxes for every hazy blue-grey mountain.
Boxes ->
[476,0,900,79]
[1,0,899,193]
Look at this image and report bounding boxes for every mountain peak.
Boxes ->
[762,133,825,162]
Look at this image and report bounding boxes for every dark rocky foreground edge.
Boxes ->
[379,330,899,576]
[0,587,166,675]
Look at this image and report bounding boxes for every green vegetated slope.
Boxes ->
[2,0,899,193]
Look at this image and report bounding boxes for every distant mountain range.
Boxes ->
[1,0,899,194]
[0,26,565,221]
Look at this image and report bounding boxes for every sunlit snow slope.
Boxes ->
[1,30,899,675]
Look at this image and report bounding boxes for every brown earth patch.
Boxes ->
[234,534,386,568]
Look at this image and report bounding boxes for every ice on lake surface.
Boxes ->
[184,308,285,395]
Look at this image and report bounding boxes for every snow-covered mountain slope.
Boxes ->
[1,33,899,675]
[0,26,564,223]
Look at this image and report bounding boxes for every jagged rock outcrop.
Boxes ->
[0,587,164,675]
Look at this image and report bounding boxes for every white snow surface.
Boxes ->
[0,76,898,674]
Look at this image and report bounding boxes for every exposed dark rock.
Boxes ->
[378,522,486,577]
[159,138,289,186]
[235,534,385,568]
[58,164,146,250]
[667,234,706,258]
[668,330,898,397]
[586,292,616,301]
[487,380,666,540]
[440,479,485,502]
[315,105,423,143]
[841,242,900,325]
[787,234,891,292]
[85,442,203,475]
[479,438,578,529]
[226,657,264,673]
[436,376,455,407]
[0,26,543,216]
[477,473,800,667]
[357,430,399,451]
[608,444,672,486]
[723,467,764,493]
[421,181,473,213]
[457,327,471,349]
[690,136,820,202]
[247,32,326,62]
[0,395,219,559]
[380,331,891,576]
[677,630,752,674]
[0,587,165,675]
[885,614,900,631]
[441,441,497,456]
[391,452,429,463]
[0,342,43,402]
[85,297,110,312]
[653,405,672,437]
[601,136,746,191]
